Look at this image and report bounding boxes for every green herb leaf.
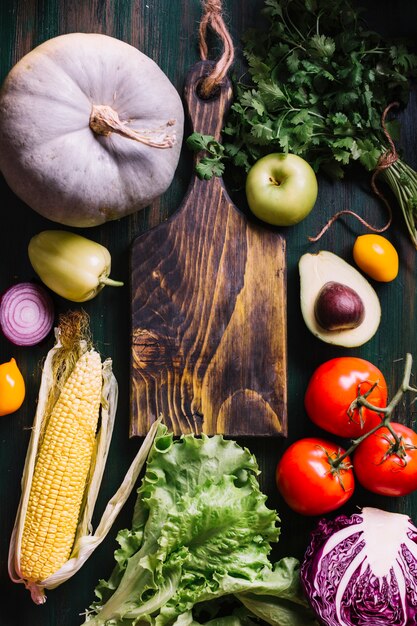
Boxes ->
[308,34,336,58]
[186,133,216,153]
[196,157,225,180]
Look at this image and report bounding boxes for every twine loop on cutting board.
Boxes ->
[198,0,234,97]
[309,103,399,242]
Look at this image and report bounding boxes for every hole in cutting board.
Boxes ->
[196,78,221,100]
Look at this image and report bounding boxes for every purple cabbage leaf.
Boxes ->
[301,507,417,626]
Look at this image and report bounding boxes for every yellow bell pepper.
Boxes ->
[28,230,124,302]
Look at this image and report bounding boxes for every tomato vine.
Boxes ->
[333,353,417,468]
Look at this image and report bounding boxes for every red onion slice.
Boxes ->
[0,282,54,346]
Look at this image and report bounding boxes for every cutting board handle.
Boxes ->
[183,60,233,139]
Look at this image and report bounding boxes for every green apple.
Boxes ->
[245,152,318,226]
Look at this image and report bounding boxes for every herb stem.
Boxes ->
[361,49,386,55]
[381,159,417,248]
[289,107,326,120]
[284,3,306,43]
[276,108,294,139]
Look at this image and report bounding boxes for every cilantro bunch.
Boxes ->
[188,0,417,246]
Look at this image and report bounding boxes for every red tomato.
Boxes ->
[353,423,417,496]
[276,438,354,516]
[304,357,388,439]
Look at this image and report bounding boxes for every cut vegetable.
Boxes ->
[0,282,54,345]
[299,251,381,347]
[301,507,417,626]
[8,311,160,604]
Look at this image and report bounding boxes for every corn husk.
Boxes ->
[8,313,160,604]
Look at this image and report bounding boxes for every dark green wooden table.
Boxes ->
[1,1,417,624]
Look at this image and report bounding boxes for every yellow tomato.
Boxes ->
[353,234,399,282]
[0,358,25,416]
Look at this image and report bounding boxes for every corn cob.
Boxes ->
[19,348,102,582]
[9,310,160,605]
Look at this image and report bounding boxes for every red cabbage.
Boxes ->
[301,507,417,625]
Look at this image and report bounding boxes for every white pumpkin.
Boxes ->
[0,33,184,227]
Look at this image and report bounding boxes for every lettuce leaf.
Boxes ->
[82,426,316,626]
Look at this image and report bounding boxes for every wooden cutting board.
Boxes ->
[130,60,287,437]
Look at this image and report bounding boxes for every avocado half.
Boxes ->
[299,250,381,347]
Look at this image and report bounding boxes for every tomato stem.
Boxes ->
[332,353,417,467]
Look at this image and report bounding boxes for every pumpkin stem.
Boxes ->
[89,104,176,149]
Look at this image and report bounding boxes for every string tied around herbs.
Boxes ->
[308,102,399,243]
[198,0,234,98]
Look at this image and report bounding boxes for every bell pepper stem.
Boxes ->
[100,277,124,287]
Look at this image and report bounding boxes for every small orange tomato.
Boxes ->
[353,234,399,282]
[0,358,25,416]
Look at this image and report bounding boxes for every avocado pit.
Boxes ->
[314,281,365,331]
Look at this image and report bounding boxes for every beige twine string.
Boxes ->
[308,102,399,242]
[198,0,234,97]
